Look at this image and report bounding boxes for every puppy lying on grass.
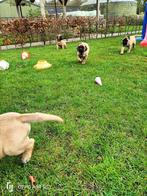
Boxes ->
[77,42,90,64]
[0,112,63,163]
[56,34,67,49]
[120,36,136,54]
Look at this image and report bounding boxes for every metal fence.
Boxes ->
[0,16,143,49]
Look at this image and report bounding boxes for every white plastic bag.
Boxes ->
[0,60,9,70]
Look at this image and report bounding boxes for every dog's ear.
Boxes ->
[123,36,128,40]
[122,37,129,45]
[122,37,126,42]
[60,35,63,40]
[84,46,87,51]
[125,36,129,41]
[123,36,126,40]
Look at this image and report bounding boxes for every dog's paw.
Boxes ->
[21,157,30,164]
[21,152,32,164]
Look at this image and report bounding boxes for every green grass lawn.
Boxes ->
[0,37,146,195]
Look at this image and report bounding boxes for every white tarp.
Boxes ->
[81,0,137,6]
[67,10,97,16]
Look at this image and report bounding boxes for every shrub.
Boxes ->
[0,16,142,48]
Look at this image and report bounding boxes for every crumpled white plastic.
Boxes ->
[95,77,102,86]
[0,60,9,70]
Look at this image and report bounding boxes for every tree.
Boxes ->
[106,0,109,21]
[54,0,58,17]
[14,0,36,17]
[96,0,100,21]
[40,0,46,18]
[14,0,46,18]
[106,0,109,34]
[58,0,69,17]
[137,0,147,14]
[14,0,23,17]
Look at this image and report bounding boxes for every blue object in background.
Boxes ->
[142,2,147,39]
[136,37,143,41]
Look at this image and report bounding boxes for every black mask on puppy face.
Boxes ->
[122,37,129,47]
[57,35,63,41]
[77,45,85,55]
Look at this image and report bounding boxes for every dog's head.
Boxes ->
[122,37,129,47]
[77,44,87,55]
[57,35,63,42]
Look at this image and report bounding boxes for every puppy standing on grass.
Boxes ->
[0,112,63,163]
[56,34,67,49]
[77,42,90,64]
[120,35,136,54]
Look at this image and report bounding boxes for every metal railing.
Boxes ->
[0,16,143,49]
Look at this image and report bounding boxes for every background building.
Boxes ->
[81,0,137,16]
[0,0,39,18]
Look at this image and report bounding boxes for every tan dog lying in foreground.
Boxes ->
[120,36,136,54]
[0,112,63,163]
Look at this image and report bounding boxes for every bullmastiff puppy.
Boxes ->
[120,35,136,54]
[56,34,67,49]
[0,112,63,163]
[77,42,90,64]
